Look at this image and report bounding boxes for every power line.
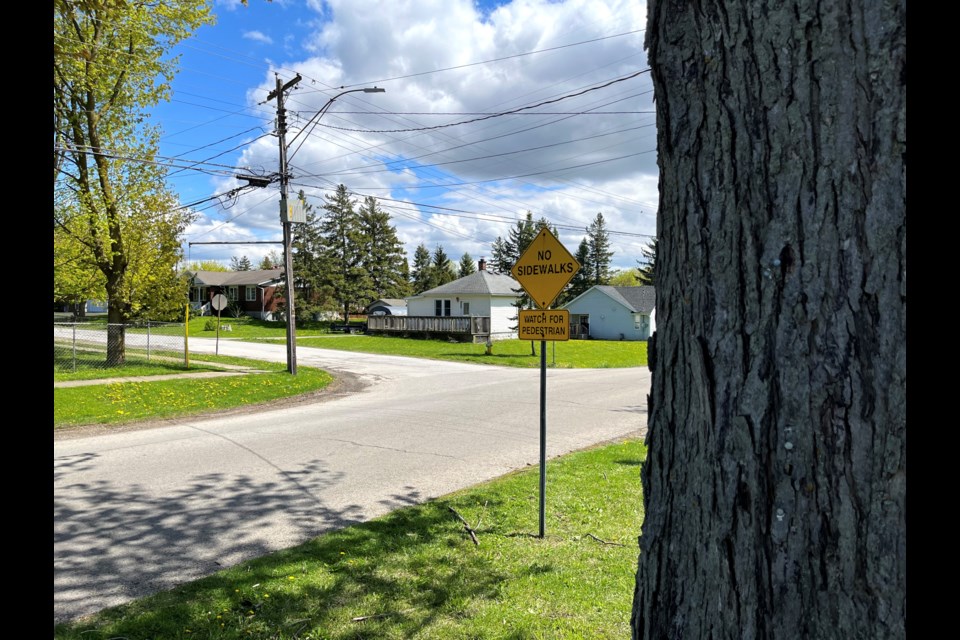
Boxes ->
[318,70,649,134]
[317,111,651,116]
[339,150,653,190]
[312,124,650,179]
[334,29,645,89]
[53,144,259,177]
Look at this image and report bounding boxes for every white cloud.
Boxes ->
[243,30,273,44]
[176,0,655,271]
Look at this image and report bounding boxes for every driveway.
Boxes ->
[54,338,650,624]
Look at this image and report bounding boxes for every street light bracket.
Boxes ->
[287,86,387,157]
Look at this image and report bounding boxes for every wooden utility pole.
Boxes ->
[267,73,301,374]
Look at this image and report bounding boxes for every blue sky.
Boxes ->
[152,0,657,271]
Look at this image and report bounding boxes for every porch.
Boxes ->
[366,315,491,342]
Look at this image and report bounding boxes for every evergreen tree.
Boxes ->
[490,236,512,274]
[357,195,409,299]
[636,237,658,286]
[562,238,593,303]
[506,211,538,261]
[258,251,282,270]
[431,245,457,287]
[410,243,434,294]
[318,184,371,322]
[290,191,336,322]
[458,253,476,278]
[535,216,558,237]
[586,212,614,285]
[505,212,545,355]
[230,255,252,271]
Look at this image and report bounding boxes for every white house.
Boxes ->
[560,285,656,341]
[405,259,522,340]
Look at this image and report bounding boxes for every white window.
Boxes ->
[245,286,256,302]
[435,299,451,316]
[462,301,470,315]
[227,286,238,301]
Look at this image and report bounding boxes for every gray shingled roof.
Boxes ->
[599,285,656,313]
[412,270,521,297]
[562,285,656,313]
[372,298,407,307]
[186,269,284,287]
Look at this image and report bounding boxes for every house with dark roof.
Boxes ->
[186,269,284,320]
[559,285,656,341]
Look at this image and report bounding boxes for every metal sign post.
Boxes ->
[511,228,580,538]
[211,293,228,356]
[539,338,547,538]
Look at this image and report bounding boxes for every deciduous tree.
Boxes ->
[187,260,228,272]
[608,268,638,287]
[54,0,212,363]
[631,2,905,638]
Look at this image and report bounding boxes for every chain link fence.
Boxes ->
[54,322,187,372]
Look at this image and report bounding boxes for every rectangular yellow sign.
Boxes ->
[518,309,570,341]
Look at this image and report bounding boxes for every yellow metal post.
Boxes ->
[184,304,190,369]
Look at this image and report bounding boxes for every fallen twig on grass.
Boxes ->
[448,506,480,545]
[585,533,625,547]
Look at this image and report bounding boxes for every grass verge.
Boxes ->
[54,437,646,639]
[277,335,647,369]
[54,358,334,429]
[54,357,224,382]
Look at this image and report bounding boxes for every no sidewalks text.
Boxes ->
[511,227,580,310]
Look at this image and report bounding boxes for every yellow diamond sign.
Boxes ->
[511,227,580,309]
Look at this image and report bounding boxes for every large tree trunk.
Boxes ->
[631,2,905,639]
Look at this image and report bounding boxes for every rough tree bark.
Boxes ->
[631,1,905,639]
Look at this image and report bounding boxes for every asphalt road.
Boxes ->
[54,338,650,625]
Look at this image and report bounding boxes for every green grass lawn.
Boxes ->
[54,437,646,640]
[184,315,339,338]
[54,356,224,382]
[281,335,647,369]
[54,318,645,428]
[173,316,648,369]
[54,356,334,429]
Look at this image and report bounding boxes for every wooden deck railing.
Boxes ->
[366,315,491,340]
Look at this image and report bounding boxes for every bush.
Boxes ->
[203,318,217,331]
